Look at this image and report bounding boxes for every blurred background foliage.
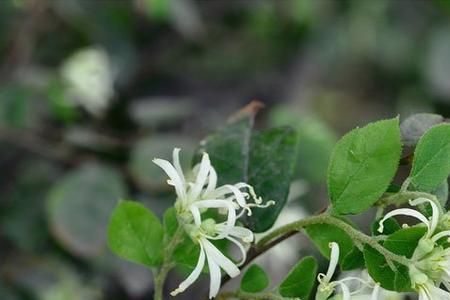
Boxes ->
[0,0,449,299]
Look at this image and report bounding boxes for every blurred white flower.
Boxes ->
[61,47,114,116]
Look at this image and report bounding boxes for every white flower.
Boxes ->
[378,197,443,259]
[379,197,450,298]
[409,265,450,300]
[153,148,274,222]
[170,216,253,298]
[316,243,380,300]
[154,148,273,298]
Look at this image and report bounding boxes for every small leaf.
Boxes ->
[410,123,450,192]
[108,201,164,268]
[364,226,426,292]
[278,256,317,298]
[240,265,269,293]
[328,118,402,214]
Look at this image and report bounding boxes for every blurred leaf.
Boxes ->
[425,26,450,98]
[0,281,19,300]
[2,162,57,252]
[3,257,100,300]
[64,127,120,151]
[410,124,450,192]
[47,163,127,258]
[129,99,193,127]
[278,256,317,299]
[141,0,170,21]
[0,83,35,128]
[240,265,269,293]
[107,256,153,297]
[328,118,401,214]
[108,201,164,268]
[400,113,444,147]
[364,226,426,292]
[129,135,195,190]
[270,109,336,183]
[45,78,78,123]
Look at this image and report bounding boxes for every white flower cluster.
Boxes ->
[378,198,450,300]
[154,148,274,298]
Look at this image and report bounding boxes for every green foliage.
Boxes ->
[278,256,317,299]
[47,164,126,258]
[410,124,450,192]
[364,226,426,291]
[240,265,269,293]
[108,201,164,268]
[305,222,354,262]
[269,108,336,183]
[328,118,402,214]
[200,114,298,232]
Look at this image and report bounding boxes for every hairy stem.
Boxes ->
[217,290,289,300]
[154,226,184,300]
[257,213,410,266]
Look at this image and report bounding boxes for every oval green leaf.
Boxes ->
[240,265,269,293]
[410,123,450,192]
[364,226,426,292]
[328,118,402,214]
[108,201,164,268]
[278,256,317,298]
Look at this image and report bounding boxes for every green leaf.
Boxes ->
[410,124,450,192]
[244,127,298,232]
[328,118,402,214]
[305,223,354,262]
[47,164,126,258]
[200,114,298,232]
[341,246,365,270]
[108,201,164,267]
[371,217,401,236]
[364,226,426,292]
[240,265,269,293]
[278,256,317,298]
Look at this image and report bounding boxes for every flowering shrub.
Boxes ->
[107,111,450,300]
